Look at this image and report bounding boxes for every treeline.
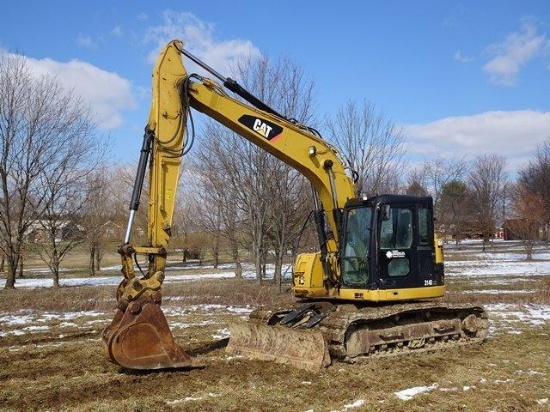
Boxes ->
[1,50,548,290]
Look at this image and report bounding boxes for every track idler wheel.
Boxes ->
[102,293,193,370]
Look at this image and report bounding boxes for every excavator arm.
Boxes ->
[101,41,192,369]
[102,40,354,370]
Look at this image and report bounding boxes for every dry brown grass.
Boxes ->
[0,285,114,312]
[533,277,550,304]
[1,240,549,411]
[1,310,548,412]
[163,278,295,307]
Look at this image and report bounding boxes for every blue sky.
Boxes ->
[2,1,550,175]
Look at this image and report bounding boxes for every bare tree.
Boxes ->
[81,165,119,276]
[36,129,105,286]
[37,180,87,287]
[418,156,468,239]
[214,129,272,281]
[194,55,317,283]
[233,55,317,283]
[439,180,472,244]
[421,157,467,205]
[468,154,508,251]
[519,138,550,239]
[193,136,245,276]
[0,52,100,288]
[325,100,406,197]
[507,183,545,260]
[265,157,313,289]
[405,167,431,196]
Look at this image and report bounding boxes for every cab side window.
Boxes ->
[380,207,412,250]
[417,207,430,246]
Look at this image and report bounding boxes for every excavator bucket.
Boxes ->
[102,295,194,370]
[226,321,331,372]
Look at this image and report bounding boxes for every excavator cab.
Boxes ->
[339,195,444,299]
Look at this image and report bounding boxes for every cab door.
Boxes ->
[377,202,434,290]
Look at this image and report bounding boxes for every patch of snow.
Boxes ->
[329,399,366,412]
[213,327,230,340]
[516,369,545,376]
[0,313,34,325]
[165,392,219,405]
[394,383,438,401]
[494,379,514,384]
[24,325,49,332]
[168,320,215,329]
[0,330,25,337]
[462,289,532,294]
[486,304,550,328]
[445,258,550,277]
[59,321,78,328]
[343,399,365,409]
[0,263,292,289]
[439,387,458,392]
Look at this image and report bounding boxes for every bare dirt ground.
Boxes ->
[1,242,550,411]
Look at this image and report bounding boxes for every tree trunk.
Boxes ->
[52,249,61,287]
[3,246,22,288]
[4,259,16,289]
[230,238,242,279]
[274,250,283,292]
[212,232,220,269]
[18,258,24,278]
[255,249,262,282]
[95,247,102,271]
[525,240,533,260]
[89,245,96,276]
[53,268,60,288]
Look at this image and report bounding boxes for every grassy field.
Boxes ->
[0,240,549,411]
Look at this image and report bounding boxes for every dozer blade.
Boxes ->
[102,297,194,370]
[226,321,331,372]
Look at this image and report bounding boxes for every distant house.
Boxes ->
[26,220,86,243]
[450,222,486,240]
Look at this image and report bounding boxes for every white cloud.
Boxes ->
[111,26,123,37]
[76,34,96,49]
[26,55,136,130]
[144,11,261,77]
[454,50,473,63]
[483,20,549,86]
[404,110,550,173]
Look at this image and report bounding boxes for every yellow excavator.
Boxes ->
[102,40,488,372]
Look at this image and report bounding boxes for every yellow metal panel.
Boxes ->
[147,40,188,250]
[435,233,444,264]
[293,253,326,297]
[337,286,446,302]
